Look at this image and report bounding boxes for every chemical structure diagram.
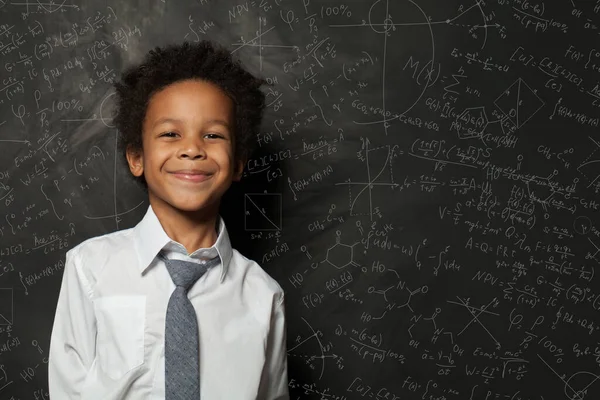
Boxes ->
[366,276,429,316]
[319,230,361,270]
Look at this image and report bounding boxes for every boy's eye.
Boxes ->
[158,132,225,139]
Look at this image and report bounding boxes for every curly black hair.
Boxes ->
[113,40,267,186]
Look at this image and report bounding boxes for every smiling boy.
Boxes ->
[48,41,289,399]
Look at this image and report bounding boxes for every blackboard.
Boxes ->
[1,0,600,398]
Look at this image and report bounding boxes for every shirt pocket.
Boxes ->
[93,295,146,380]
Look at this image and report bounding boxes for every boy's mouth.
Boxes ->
[169,169,213,183]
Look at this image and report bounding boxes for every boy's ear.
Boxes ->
[233,158,245,182]
[125,145,144,177]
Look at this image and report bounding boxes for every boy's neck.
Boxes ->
[150,199,219,255]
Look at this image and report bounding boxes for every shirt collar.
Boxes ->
[133,205,233,283]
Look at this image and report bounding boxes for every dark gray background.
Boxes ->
[1,0,599,399]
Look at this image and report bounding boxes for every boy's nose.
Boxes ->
[178,139,206,159]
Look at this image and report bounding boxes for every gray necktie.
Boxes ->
[160,252,221,400]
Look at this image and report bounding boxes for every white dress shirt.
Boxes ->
[48,205,289,399]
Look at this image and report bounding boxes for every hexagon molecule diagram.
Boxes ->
[323,230,360,269]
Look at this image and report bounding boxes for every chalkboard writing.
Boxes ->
[1,0,600,399]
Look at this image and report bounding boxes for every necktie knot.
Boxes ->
[160,252,220,292]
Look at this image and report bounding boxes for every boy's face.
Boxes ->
[126,79,243,216]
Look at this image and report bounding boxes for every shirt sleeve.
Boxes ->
[48,247,96,398]
[258,292,290,400]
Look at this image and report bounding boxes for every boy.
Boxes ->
[48,41,289,399]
